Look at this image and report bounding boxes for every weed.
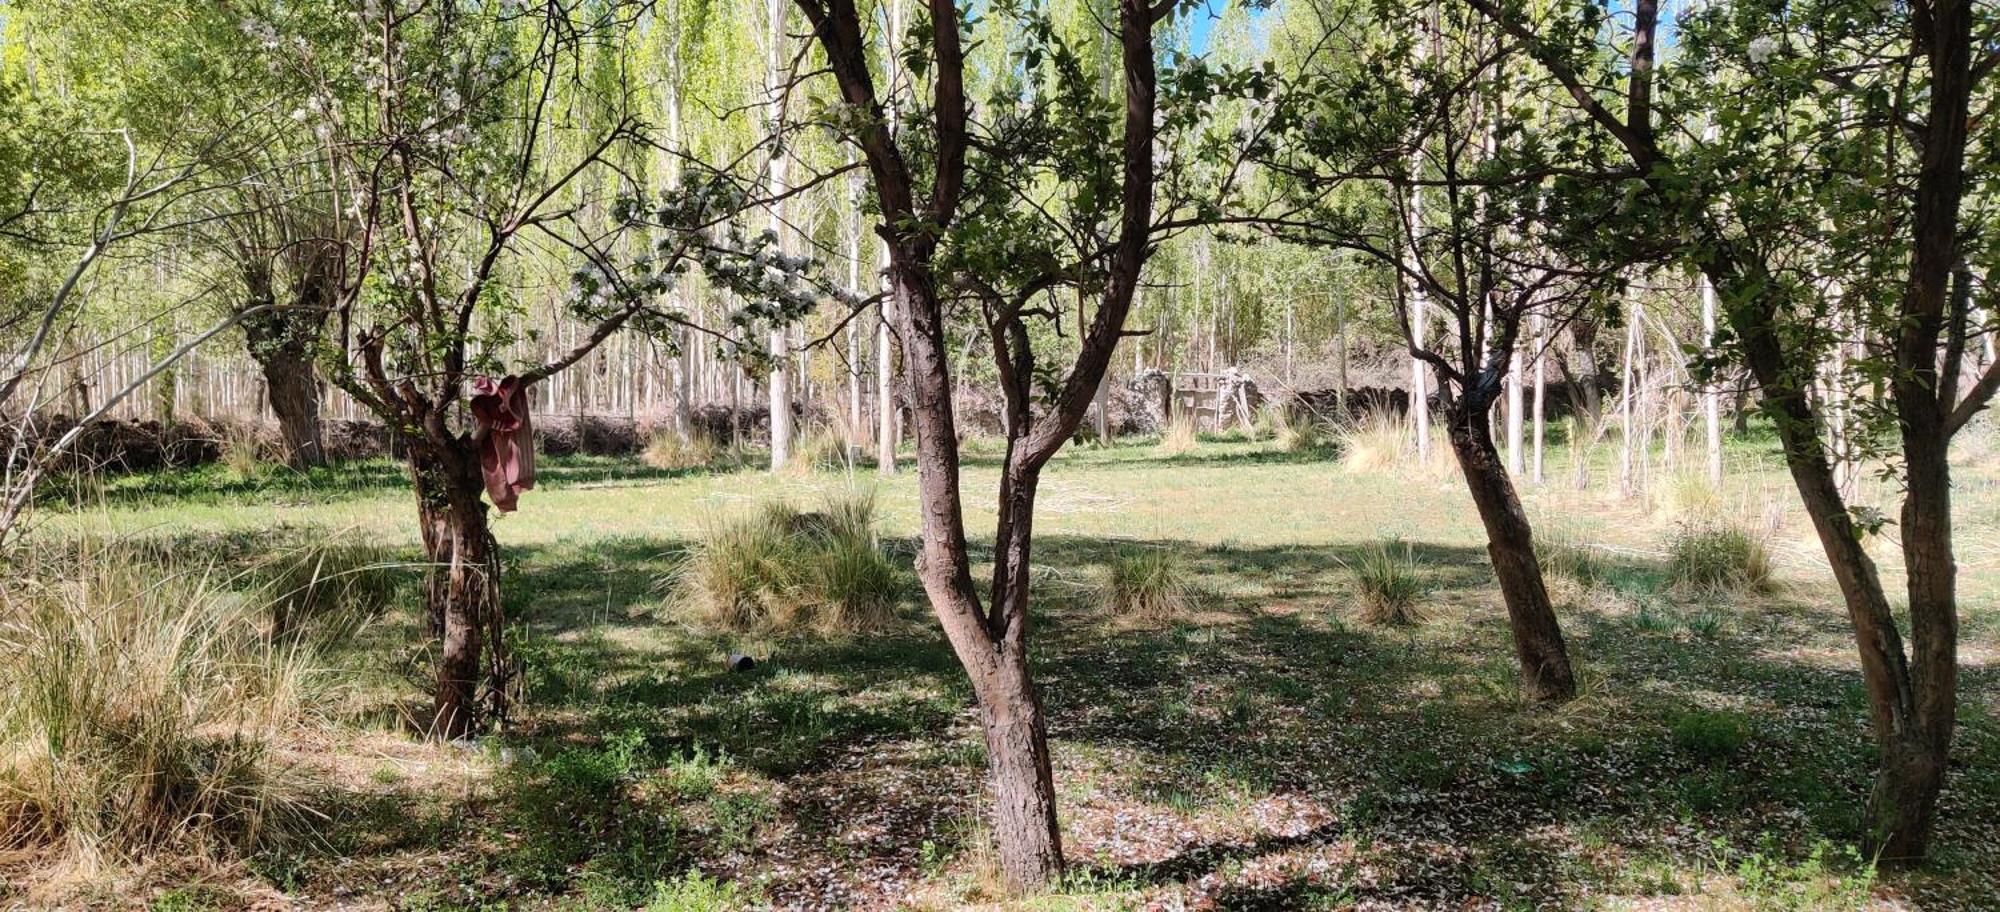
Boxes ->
[1671,709,1752,763]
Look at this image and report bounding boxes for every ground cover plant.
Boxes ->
[3,432,1995,910]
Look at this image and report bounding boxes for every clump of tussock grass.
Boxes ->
[1155,413,1199,456]
[666,488,900,633]
[0,541,321,873]
[642,429,724,471]
[219,422,276,483]
[1652,468,1724,521]
[785,424,852,473]
[250,538,403,638]
[1336,410,1409,474]
[1534,522,1607,591]
[1100,546,1195,623]
[1265,406,1333,454]
[1665,519,1774,593]
[1346,537,1426,626]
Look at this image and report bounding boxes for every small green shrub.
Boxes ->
[666,488,899,633]
[1348,537,1426,626]
[642,430,724,471]
[1102,547,1194,623]
[1671,709,1752,762]
[1667,520,1773,592]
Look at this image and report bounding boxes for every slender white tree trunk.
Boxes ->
[1531,312,1546,485]
[1620,283,1640,496]
[1701,274,1722,485]
[874,0,905,476]
[763,0,792,470]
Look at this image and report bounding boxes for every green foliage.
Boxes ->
[666,488,900,632]
[642,872,742,912]
[1347,537,1425,626]
[1101,546,1194,623]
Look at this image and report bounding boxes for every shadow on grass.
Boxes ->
[48,454,747,510]
[287,527,1998,909]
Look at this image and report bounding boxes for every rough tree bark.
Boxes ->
[238,248,336,468]
[409,436,505,741]
[1446,395,1575,700]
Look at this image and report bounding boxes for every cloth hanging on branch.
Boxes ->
[470,375,536,512]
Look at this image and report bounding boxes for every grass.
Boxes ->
[0,541,320,873]
[1101,546,1195,623]
[664,487,901,633]
[9,429,2000,910]
[1155,412,1199,456]
[642,429,725,471]
[1335,409,1409,474]
[1667,519,1775,592]
[1346,536,1426,625]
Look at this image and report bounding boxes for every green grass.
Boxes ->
[11,432,2000,910]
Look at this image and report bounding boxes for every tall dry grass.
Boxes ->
[665,488,901,633]
[0,541,324,872]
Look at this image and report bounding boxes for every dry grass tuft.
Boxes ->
[665,488,900,633]
[1155,413,1199,456]
[0,541,322,874]
[1101,546,1195,623]
[642,429,725,471]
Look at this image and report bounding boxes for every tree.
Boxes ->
[20,0,349,466]
[253,0,786,739]
[789,0,1236,888]
[1252,0,1621,701]
[1463,0,1994,860]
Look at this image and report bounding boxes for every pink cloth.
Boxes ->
[470,375,535,512]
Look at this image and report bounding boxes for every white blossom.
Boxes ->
[1747,35,1779,64]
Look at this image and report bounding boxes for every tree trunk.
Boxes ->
[972,644,1064,890]
[1874,391,1956,861]
[1446,402,1576,702]
[260,353,325,468]
[410,444,503,741]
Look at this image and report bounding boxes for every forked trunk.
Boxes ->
[1752,356,1947,863]
[1446,403,1576,702]
[410,445,504,741]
